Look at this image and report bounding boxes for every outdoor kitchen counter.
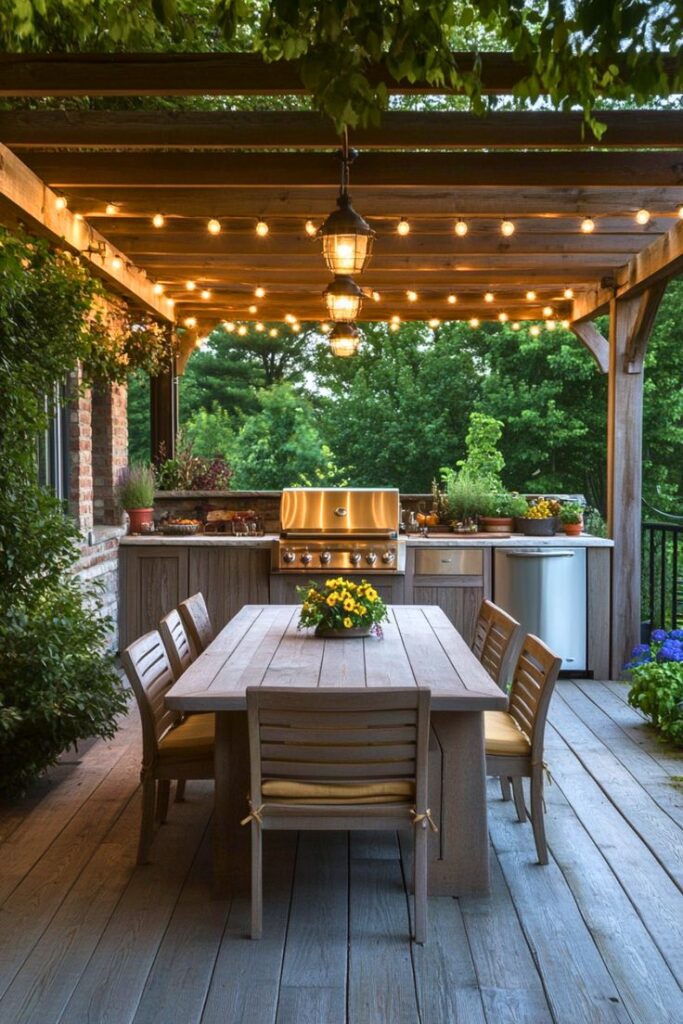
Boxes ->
[119,533,613,547]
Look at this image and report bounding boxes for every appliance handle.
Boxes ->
[504,550,574,558]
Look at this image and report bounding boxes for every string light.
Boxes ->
[185,280,196,291]
[526,290,537,301]
[201,289,211,300]
[105,203,118,216]
[542,305,554,317]
[184,316,197,329]
[545,319,556,331]
[678,205,683,219]
[254,286,266,299]
[447,293,457,305]
[511,322,521,331]
[454,219,468,237]
[255,219,269,236]
[561,319,571,329]
[563,287,574,299]
[291,321,301,333]
[284,314,296,324]
[269,327,279,338]
[390,315,401,325]
[406,290,418,302]
[55,195,67,211]
[501,219,515,237]
[635,208,651,225]
[469,317,480,328]
[255,322,265,332]
[371,290,381,302]
[152,213,165,228]
[428,318,441,328]
[74,212,84,222]
[153,282,164,295]
[498,312,509,323]
[389,321,400,332]
[320,323,331,334]
[530,325,541,337]
[397,218,411,236]
[237,325,248,336]
[166,297,175,307]
[224,321,236,332]
[111,256,122,270]
[248,304,258,314]
[484,292,494,303]
[305,220,317,237]
[580,217,595,233]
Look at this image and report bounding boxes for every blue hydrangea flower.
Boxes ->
[651,628,668,643]
[669,629,683,641]
[631,643,650,658]
[657,639,683,663]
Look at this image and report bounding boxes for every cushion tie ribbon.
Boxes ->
[240,800,264,826]
[411,807,438,833]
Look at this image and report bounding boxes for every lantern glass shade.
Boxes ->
[323,276,363,320]
[328,322,360,357]
[319,194,374,276]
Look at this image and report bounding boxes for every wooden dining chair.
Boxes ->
[484,633,562,864]
[244,687,433,943]
[160,608,195,682]
[178,592,214,656]
[121,630,215,864]
[471,599,521,689]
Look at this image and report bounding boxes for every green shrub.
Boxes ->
[626,631,683,747]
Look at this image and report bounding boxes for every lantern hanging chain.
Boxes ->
[338,126,357,200]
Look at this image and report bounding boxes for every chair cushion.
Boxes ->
[484,711,531,756]
[261,779,415,804]
[158,712,215,761]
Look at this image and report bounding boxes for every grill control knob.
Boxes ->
[350,550,362,567]
[381,549,396,565]
[282,548,296,564]
[365,551,378,566]
[320,550,332,565]
[300,550,313,566]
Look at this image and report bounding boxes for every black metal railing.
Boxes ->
[642,521,683,631]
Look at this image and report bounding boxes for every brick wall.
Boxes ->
[92,380,128,525]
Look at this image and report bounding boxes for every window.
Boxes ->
[37,383,70,506]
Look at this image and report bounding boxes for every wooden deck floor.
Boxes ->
[1,679,682,1024]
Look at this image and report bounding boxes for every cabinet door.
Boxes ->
[188,546,271,632]
[120,547,189,650]
[411,583,484,645]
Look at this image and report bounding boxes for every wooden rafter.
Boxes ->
[0,143,172,321]
[5,109,683,150]
[569,321,609,373]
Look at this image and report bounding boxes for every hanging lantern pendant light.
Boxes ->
[318,133,375,277]
[328,322,361,358]
[323,275,364,320]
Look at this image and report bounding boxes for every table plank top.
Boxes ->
[165,604,509,712]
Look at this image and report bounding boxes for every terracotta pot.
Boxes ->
[314,624,372,639]
[562,522,583,536]
[515,517,555,536]
[479,516,515,534]
[127,507,154,535]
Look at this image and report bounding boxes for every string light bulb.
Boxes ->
[484,292,494,303]
[224,321,236,332]
[248,304,258,314]
[255,322,265,332]
[185,280,196,291]
[501,219,515,237]
[291,321,301,333]
[152,213,165,228]
[454,219,468,237]
[635,208,650,225]
[201,289,211,300]
[447,293,457,305]
[530,325,541,337]
[526,290,537,301]
[105,203,118,216]
[511,322,521,331]
[406,290,418,302]
[542,305,554,317]
[284,314,296,324]
[207,218,221,235]
[305,219,317,237]
[545,319,556,331]
[498,312,509,323]
[580,217,595,233]
[469,317,480,328]
[678,205,683,220]
[184,317,197,329]
[320,322,331,334]
[55,195,67,211]
[371,290,381,302]
[111,256,122,270]
[74,212,84,222]
[390,315,401,325]
[255,219,269,236]
[428,318,441,328]
[269,328,279,337]
[397,218,410,236]
[389,321,400,332]
[237,325,248,336]
[166,297,175,307]
[153,282,164,296]
[563,287,574,299]
[254,286,266,299]
[561,319,571,329]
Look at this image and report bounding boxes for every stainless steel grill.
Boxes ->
[272,487,405,572]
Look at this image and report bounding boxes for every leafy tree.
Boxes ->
[184,403,235,460]
[457,412,505,487]
[127,369,151,464]
[230,382,341,489]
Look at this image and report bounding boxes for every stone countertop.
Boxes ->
[119,532,613,548]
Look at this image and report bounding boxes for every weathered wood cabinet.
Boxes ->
[405,546,491,646]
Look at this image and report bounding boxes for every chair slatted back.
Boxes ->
[472,599,521,688]
[247,688,431,804]
[471,600,493,659]
[160,608,194,681]
[122,631,180,758]
[179,593,214,656]
[508,634,562,755]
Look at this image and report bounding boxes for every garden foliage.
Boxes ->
[626,630,683,747]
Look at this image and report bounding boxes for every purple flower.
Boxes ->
[651,628,668,643]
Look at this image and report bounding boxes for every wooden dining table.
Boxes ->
[165,603,508,897]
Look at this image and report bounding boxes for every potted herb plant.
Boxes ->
[297,578,389,638]
[117,464,156,534]
[441,469,491,533]
[517,497,556,536]
[480,492,528,533]
[559,501,584,536]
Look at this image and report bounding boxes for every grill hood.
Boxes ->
[280,487,399,536]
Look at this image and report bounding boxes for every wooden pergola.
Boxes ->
[1,51,682,676]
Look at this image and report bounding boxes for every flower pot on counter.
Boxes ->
[126,507,154,535]
[562,522,583,537]
[479,516,515,534]
[314,625,372,639]
[515,517,556,536]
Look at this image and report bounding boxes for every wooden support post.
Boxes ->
[150,356,178,463]
[607,286,666,676]
[569,320,609,374]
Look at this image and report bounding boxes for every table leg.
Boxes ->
[428,710,490,897]
[213,710,250,898]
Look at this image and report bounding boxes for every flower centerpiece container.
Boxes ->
[516,497,557,536]
[297,577,389,638]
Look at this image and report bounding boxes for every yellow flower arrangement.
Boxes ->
[297,577,389,637]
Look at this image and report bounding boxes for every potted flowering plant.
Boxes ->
[625,629,683,746]
[559,501,584,536]
[297,577,389,638]
[517,497,557,536]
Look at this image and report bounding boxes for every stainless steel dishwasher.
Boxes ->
[494,546,587,671]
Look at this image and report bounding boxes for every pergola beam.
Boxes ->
[569,321,609,373]
[0,143,172,321]
[5,109,683,150]
[2,52,678,97]
[23,151,683,189]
